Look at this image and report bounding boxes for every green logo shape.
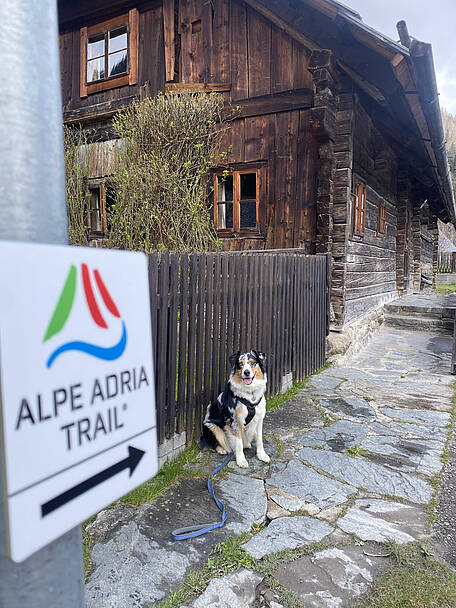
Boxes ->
[43,265,77,342]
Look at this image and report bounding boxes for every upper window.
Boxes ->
[353,182,367,237]
[80,9,138,97]
[214,170,260,234]
[377,201,386,235]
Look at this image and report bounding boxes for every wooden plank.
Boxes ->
[211,255,222,401]
[239,256,248,352]
[157,251,169,444]
[230,0,248,100]
[235,89,313,119]
[211,0,230,84]
[270,255,279,394]
[244,115,272,163]
[166,252,179,438]
[226,254,236,362]
[252,255,261,351]
[204,254,214,403]
[179,0,192,83]
[79,27,88,98]
[292,40,313,90]
[148,253,159,421]
[247,7,271,97]
[177,253,189,434]
[264,255,273,395]
[194,253,206,438]
[128,8,139,86]
[219,254,229,384]
[186,254,198,441]
[163,0,175,81]
[165,82,231,92]
[271,27,293,94]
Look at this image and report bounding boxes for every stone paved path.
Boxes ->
[85,328,454,608]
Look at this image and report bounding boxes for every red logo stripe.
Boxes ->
[81,263,108,328]
[93,269,121,318]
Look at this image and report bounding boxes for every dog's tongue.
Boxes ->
[243,377,253,385]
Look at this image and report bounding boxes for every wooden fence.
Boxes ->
[148,249,331,445]
[438,252,456,273]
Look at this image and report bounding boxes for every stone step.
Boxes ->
[384,303,456,319]
[384,313,454,333]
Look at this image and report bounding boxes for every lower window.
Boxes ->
[214,170,260,234]
[87,183,115,236]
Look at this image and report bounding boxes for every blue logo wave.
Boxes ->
[46,321,127,368]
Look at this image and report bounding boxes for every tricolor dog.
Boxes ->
[202,350,270,468]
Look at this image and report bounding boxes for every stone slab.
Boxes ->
[263,400,324,434]
[297,448,432,504]
[380,406,450,427]
[187,569,263,608]
[338,499,428,544]
[362,435,444,477]
[274,544,390,607]
[299,420,368,452]
[242,516,333,559]
[266,459,356,509]
[307,375,345,390]
[317,397,376,421]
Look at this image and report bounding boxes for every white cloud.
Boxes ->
[437,68,456,115]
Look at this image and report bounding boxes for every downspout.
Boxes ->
[408,38,456,224]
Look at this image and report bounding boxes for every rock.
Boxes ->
[316,505,346,523]
[267,460,356,508]
[297,447,432,504]
[380,406,450,427]
[274,545,390,607]
[267,501,290,520]
[188,569,263,608]
[337,499,428,544]
[219,474,267,534]
[242,516,333,559]
[317,396,376,421]
[299,420,368,452]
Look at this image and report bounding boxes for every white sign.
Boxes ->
[0,241,158,562]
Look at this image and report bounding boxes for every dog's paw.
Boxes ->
[215,445,228,455]
[236,458,249,468]
[257,451,270,463]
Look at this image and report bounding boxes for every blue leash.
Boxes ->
[171,452,233,540]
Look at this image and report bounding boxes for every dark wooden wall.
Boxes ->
[60,0,318,252]
[344,94,398,325]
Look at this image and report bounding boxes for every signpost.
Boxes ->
[0,242,157,563]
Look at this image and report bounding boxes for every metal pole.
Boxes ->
[0,1,84,606]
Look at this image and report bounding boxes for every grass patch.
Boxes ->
[266,362,331,412]
[120,443,202,506]
[269,434,284,458]
[435,283,456,295]
[354,541,456,608]
[345,444,368,458]
[156,532,256,608]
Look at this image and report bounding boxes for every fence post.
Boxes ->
[0,0,84,606]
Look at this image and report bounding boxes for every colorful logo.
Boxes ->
[44,263,127,368]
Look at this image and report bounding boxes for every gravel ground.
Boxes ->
[435,426,456,567]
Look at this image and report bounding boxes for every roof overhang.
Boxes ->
[244,0,456,223]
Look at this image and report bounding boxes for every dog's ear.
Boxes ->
[229,351,241,369]
[253,350,266,363]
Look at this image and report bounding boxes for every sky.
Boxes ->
[342,0,456,114]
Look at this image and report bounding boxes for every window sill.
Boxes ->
[217,232,264,239]
[85,74,130,96]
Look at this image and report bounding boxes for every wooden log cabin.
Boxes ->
[58,0,455,330]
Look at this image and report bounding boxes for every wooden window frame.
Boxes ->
[214,169,261,236]
[353,182,367,237]
[377,201,387,235]
[80,9,138,97]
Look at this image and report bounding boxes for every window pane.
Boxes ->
[88,34,105,59]
[108,50,127,76]
[240,202,257,228]
[217,175,233,202]
[87,58,105,82]
[109,27,127,53]
[240,173,256,200]
[217,203,233,229]
[88,190,101,231]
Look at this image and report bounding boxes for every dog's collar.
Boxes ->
[237,396,262,425]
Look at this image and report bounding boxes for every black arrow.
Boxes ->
[41,446,145,517]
